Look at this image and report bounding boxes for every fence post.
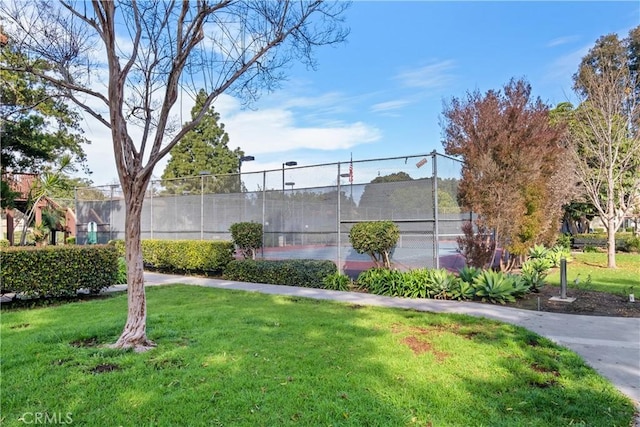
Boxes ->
[200,174,205,240]
[74,187,78,243]
[432,150,439,269]
[261,171,266,259]
[109,185,115,242]
[337,162,342,273]
[150,181,154,239]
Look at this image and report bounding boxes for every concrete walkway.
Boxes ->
[113,272,640,410]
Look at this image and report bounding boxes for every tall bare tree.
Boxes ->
[0,0,349,351]
[569,27,640,268]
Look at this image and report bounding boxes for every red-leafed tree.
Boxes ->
[441,78,573,270]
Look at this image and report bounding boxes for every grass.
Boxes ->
[547,252,640,295]
[1,285,635,426]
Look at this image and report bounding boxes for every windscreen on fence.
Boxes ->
[75,153,472,274]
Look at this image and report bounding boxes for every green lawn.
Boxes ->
[1,286,634,426]
[547,252,640,295]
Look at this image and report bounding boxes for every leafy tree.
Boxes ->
[18,155,73,246]
[230,222,262,260]
[441,78,572,270]
[563,27,640,268]
[358,172,460,218]
[0,1,349,351]
[161,89,244,194]
[0,36,88,209]
[349,220,399,269]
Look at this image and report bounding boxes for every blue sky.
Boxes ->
[82,1,640,186]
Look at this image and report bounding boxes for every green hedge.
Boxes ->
[108,239,234,273]
[0,245,118,297]
[223,259,337,288]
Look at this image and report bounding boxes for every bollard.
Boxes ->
[560,257,567,299]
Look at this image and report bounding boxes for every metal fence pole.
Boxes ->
[261,171,266,259]
[150,181,154,239]
[432,150,439,269]
[200,175,204,240]
[74,187,78,243]
[109,185,114,242]
[337,162,342,273]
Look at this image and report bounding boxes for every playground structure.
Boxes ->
[1,173,76,245]
[75,152,472,273]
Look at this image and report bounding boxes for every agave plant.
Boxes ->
[426,268,459,299]
[510,274,531,298]
[546,245,572,267]
[523,257,552,275]
[449,279,476,301]
[472,270,517,304]
[528,244,549,259]
[458,265,481,284]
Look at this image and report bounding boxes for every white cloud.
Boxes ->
[370,99,412,114]
[79,91,381,185]
[222,107,381,154]
[395,60,456,90]
[546,35,579,48]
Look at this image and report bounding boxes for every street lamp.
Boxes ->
[281,161,297,247]
[282,161,297,192]
[238,155,255,192]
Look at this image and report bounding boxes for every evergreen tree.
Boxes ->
[161,90,244,194]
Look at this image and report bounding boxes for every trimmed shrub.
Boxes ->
[230,222,263,259]
[108,239,234,274]
[349,221,399,269]
[223,259,337,288]
[65,236,76,245]
[108,239,126,257]
[0,245,118,297]
[622,235,640,253]
[116,257,127,284]
[0,239,10,247]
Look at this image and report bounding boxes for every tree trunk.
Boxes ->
[112,180,156,352]
[607,215,617,269]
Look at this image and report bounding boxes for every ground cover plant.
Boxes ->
[546,252,640,295]
[1,286,634,426]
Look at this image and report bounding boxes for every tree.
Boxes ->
[0,34,88,209]
[349,220,399,269]
[18,155,73,246]
[566,27,640,268]
[0,1,349,351]
[441,78,572,270]
[161,89,244,194]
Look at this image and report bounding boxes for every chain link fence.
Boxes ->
[75,152,472,274]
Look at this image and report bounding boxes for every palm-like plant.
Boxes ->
[18,155,72,246]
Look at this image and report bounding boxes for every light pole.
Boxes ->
[281,161,297,246]
[238,155,255,192]
[282,161,297,192]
